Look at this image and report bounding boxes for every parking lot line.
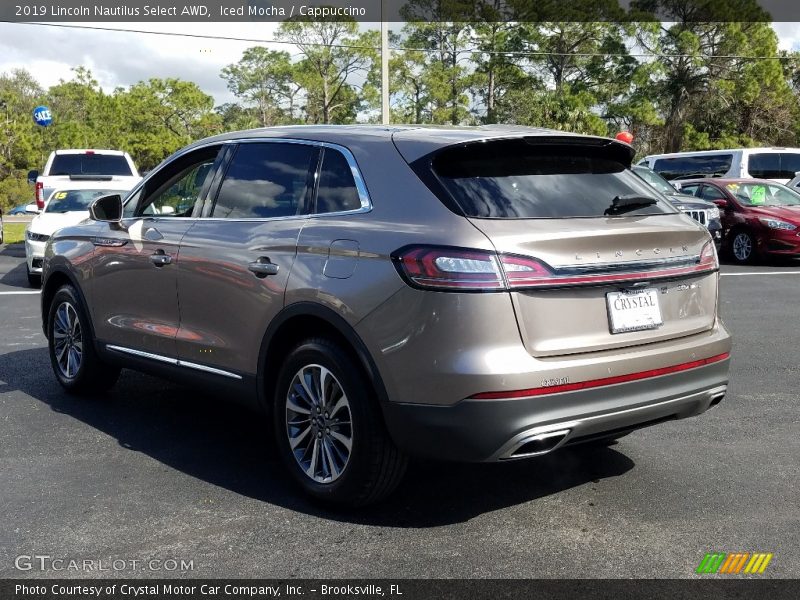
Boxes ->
[720,271,800,277]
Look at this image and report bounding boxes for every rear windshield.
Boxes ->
[652,154,733,180]
[50,154,132,176]
[431,140,673,219]
[747,152,800,180]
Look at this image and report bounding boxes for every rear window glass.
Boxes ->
[747,152,800,180]
[652,155,732,180]
[213,143,316,219]
[431,140,672,219]
[50,154,132,176]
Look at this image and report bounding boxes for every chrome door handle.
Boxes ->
[150,251,172,267]
[248,258,279,277]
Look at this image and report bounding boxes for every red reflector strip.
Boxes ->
[469,352,730,400]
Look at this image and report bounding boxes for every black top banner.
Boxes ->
[1,0,799,23]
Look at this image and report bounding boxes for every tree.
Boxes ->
[277,19,377,124]
[220,48,300,126]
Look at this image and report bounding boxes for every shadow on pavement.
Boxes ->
[0,346,635,528]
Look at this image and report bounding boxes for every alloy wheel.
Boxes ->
[732,232,753,262]
[52,301,83,379]
[286,364,353,483]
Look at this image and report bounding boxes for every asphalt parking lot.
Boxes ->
[0,243,798,579]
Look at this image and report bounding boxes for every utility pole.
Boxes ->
[381,0,390,125]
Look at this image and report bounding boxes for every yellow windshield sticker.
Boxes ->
[54,192,67,200]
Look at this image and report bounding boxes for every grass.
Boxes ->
[2,222,27,245]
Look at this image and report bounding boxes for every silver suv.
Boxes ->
[41,126,732,505]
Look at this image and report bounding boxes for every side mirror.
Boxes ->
[24,204,40,214]
[712,199,729,210]
[89,194,123,222]
[27,170,39,184]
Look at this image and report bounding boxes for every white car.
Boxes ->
[25,185,132,286]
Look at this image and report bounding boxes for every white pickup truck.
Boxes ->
[27,149,141,210]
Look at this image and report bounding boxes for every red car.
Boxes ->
[675,178,800,264]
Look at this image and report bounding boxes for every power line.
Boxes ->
[4,20,800,62]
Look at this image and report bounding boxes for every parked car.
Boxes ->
[632,165,723,249]
[40,126,732,505]
[28,149,140,211]
[25,184,134,286]
[676,178,800,263]
[8,204,36,215]
[638,147,800,183]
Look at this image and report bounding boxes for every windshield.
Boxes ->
[725,182,800,207]
[431,140,672,219]
[50,154,132,176]
[632,166,676,194]
[45,189,123,213]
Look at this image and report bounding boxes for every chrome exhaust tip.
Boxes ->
[503,429,572,459]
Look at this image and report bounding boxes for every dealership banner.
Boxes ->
[3,580,800,600]
[2,0,800,22]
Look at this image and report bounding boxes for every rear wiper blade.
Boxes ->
[605,194,658,215]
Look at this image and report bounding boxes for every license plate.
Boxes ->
[606,288,663,334]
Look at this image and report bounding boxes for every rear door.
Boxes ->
[410,137,719,357]
[175,140,319,377]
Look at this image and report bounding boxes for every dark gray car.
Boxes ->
[41,126,731,505]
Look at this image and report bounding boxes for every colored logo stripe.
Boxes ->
[696,552,773,574]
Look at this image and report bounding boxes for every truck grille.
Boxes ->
[683,209,707,225]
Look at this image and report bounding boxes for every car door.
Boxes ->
[174,140,319,378]
[90,145,223,358]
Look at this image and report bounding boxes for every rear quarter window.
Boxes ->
[429,139,674,219]
[747,152,800,179]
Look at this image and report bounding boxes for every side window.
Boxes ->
[139,161,215,217]
[123,189,141,218]
[316,149,362,213]
[212,143,317,219]
[700,185,726,201]
[677,184,700,196]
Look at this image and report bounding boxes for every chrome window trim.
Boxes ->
[106,344,243,380]
[124,137,373,221]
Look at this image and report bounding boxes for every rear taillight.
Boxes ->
[393,244,719,292]
[699,241,718,270]
[35,182,44,210]
[393,246,505,290]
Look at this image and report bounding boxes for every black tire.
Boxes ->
[27,266,41,288]
[729,229,757,264]
[47,284,120,395]
[273,337,407,507]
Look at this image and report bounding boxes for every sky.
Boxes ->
[1,21,800,108]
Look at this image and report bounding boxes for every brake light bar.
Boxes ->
[392,242,719,292]
[469,352,730,400]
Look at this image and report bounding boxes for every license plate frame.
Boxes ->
[606,288,663,334]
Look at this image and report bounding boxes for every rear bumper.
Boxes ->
[383,355,730,462]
